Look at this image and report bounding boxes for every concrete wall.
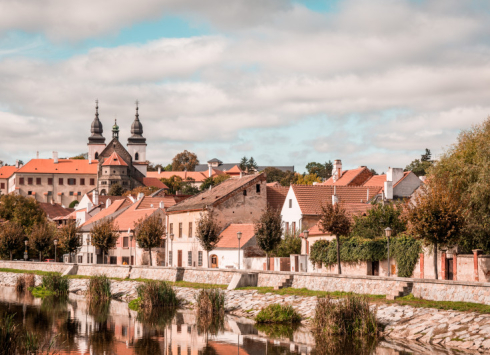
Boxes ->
[243,257,267,270]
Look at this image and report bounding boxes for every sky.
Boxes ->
[1,0,490,173]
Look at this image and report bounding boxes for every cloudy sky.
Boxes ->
[1,0,489,173]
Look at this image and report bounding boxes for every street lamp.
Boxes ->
[237,231,242,270]
[385,227,392,277]
[24,240,28,261]
[169,233,174,267]
[54,239,58,262]
[303,230,309,273]
[128,228,132,266]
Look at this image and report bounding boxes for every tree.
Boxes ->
[295,173,322,185]
[123,186,159,198]
[69,200,79,208]
[195,213,222,268]
[280,171,300,186]
[0,194,46,233]
[369,168,378,175]
[200,175,231,191]
[305,161,333,179]
[0,221,24,260]
[29,221,57,261]
[264,167,286,183]
[58,221,82,263]
[405,148,433,177]
[134,214,165,266]
[248,157,258,171]
[161,175,184,194]
[318,203,351,274]
[108,183,125,196]
[91,218,120,264]
[351,202,406,239]
[239,157,248,171]
[147,162,166,172]
[273,232,301,257]
[171,150,199,171]
[255,207,283,270]
[70,153,88,159]
[405,180,464,279]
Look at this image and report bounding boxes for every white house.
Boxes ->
[209,224,256,269]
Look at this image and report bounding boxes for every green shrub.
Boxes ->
[42,273,69,294]
[0,313,20,355]
[136,281,178,310]
[255,303,301,324]
[87,275,111,302]
[313,294,378,337]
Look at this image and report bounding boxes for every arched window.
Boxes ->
[135,152,139,161]
[95,152,99,159]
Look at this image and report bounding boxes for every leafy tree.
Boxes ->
[108,183,125,196]
[147,162,167,172]
[91,219,120,264]
[181,180,200,195]
[255,207,283,270]
[161,175,184,194]
[248,157,258,171]
[29,221,57,261]
[0,221,24,260]
[134,214,165,266]
[280,171,300,186]
[200,175,231,191]
[195,213,222,267]
[123,186,159,198]
[405,148,433,177]
[405,179,464,279]
[369,168,378,175]
[295,173,322,185]
[264,167,286,183]
[58,221,82,263]
[305,161,333,179]
[70,153,88,159]
[0,194,46,233]
[318,203,352,274]
[164,163,172,171]
[273,232,301,257]
[69,200,79,208]
[171,150,199,171]
[351,202,406,239]
[239,157,248,171]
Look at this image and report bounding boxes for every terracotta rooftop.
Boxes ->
[56,208,87,221]
[39,203,73,220]
[147,171,212,182]
[216,224,255,249]
[86,193,130,209]
[138,177,168,189]
[363,174,386,189]
[267,186,289,211]
[113,197,163,231]
[223,165,243,175]
[323,166,372,186]
[0,166,18,179]
[135,196,177,210]
[167,173,265,213]
[82,199,132,227]
[102,152,128,167]
[291,185,381,215]
[17,159,98,175]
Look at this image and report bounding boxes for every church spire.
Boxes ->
[112,118,119,140]
[128,100,146,144]
[88,99,105,144]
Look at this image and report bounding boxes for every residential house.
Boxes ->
[194,158,294,173]
[322,159,373,186]
[165,173,267,268]
[38,202,73,225]
[363,167,421,199]
[0,165,18,195]
[209,224,257,269]
[267,185,288,211]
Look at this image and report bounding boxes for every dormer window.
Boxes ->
[135,153,139,161]
[95,152,99,159]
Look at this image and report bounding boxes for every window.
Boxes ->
[78,255,82,263]
[110,256,117,264]
[48,178,53,185]
[95,152,99,159]
[243,189,247,196]
[90,253,94,264]
[292,222,296,233]
[122,325,128,337]
[122,257,130,265]
[123,237,128,248]
[47,191,52,196]
[59,178,63,185]
[256,184,261,193]
[289,199,292,208]
[188,251,192,266]
[188,222,193,238]
[36,178,41,185]
[286,222,289,232]
[179,223,183,238]
[19,178,24,185]
[69,191,74,196]
[187,326,191,334]
[0,183,4,189]
[27,191,32,195]
[68,178,76,185]
[77,192,81,196]
[170,223,173,235]
[169,251,173,266]
[90,178,95,185]
[80,178,85,185]
[28,177,33,185]
[198,251,203,266]
[135,152,139,161]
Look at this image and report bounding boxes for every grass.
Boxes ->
[237,286,386,300]
[255,303,301,324]
[136,281,178,310]
[87,275,111,302]
[30,273,69,298]
[390,293,490,313]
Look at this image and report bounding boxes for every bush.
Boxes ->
[87,275,111,302]
[136,281,178,310]
[255,304,301,324]
[42,273,69,294]
[195,288,225,334]
[313,294,378,337]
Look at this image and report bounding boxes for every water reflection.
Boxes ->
[0,286,462,355]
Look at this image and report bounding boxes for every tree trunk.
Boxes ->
[103,250,105,264]
[336,235,341,275]
[10,251,12,261]
[39,252,42,262]
[266,252,269,271]
[434,242,438,280]
[149,247,153,266]
[207,250,210,269]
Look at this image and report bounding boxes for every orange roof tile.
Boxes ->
[216,224,255,249]
[267,182,281,187]
[112,197,164,231]
[135,196,176,210]
[87,193,130,208]
[267,186,289,211]
[224,165,243,175]
[0,166,18,179]
[17,159,98,175]
[323,167,371,186]
[102,152,128,167]
[147,171,210,182]
[363,174,386,188]
[39,203,73,220]
[82,199,132,227]
[291,185,381,215]
[138,177,168,189]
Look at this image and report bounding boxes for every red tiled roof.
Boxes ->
[224,165,243,175]
[323,167,372,186]
[0,166,18,179]
[17,159,98,175]
[39,203,73,220]
[216,224,255,249]
[102,152,128,167]
[87,193,130,208]
[113,197,164,231]
[363,174,386,188]
[135,196,176,210]
[266,182,281,187]
[139,177,168,189]
[147,171,210,182]
[82,199,132,227]
[267,186,289,211]
[55,208,87,221]
[291,185,381,215]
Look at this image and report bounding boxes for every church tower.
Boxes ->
[88,100,106,163]
[127,101,148,175]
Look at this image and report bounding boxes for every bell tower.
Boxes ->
[87,100,106,163]
[127,101,147,175]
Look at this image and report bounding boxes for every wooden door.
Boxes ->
[372,261,379,276]
[177,250,182,267]
[294,255,299,272]
[447,259,454,280]
[211,255,218,268]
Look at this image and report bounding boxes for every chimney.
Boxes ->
[333,159,342,182]
[93,190,99,205]
[53,151,58,164]
[106,198,112,207]
[158,167,161,174]
[159,201,165,209]
[386,167,404,185]
[36,151,39,159]
[240,171,243,178]
[384,182,393,200]
[208,165,212,178]
[332,185,338,205]
[86,202,93,212]
[137,192,144,201]
[15,160,19,168]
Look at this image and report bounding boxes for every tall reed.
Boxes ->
[136,281,178,310]
[15,274,36,293]
[41,273,69,295]
[87,275,111,302]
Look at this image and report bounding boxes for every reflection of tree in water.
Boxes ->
[137,307,176,340]
[255,323,299,340]
[198,345,219,355]
[87,300,115,355]
[134,336,163,355]
[311,335,378,355]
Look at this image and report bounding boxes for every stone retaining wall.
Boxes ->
[182,267,236,284]
[76,264,131,279]
[0,261,68,273]
[129,266,180,282]
[412,279,490,305]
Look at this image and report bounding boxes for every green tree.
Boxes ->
[69,200,79,208]
[305,161,333,179]
[181,179,200,195]
[351,202,406,239]
[318,203,352,274]
[264,167,286,183]
[91,219,120,264]
[405,180,464,279]
[405,148,433,177]
[70,153,88,159]
[295,173,322,185]
[171,150,199,171]
[58,221,82,263]
[134,214,165,266]
[0,194,46,233]
[161,175,184,194]
[280,170,299,186]
[255,207,283,270]
[108,183,125,196]
[0,221,24,260]
[248,157,258,171]
[273,232,301,257]
[195,213,222,268]
[239,157,248,171]
[147,162,166,172]
[200,175,231,191]
[164,163,172,171]
[29,221,57,261]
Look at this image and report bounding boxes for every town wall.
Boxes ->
[129,266,180,281]
[182,267,236,285]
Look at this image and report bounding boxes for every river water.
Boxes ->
[0,287,456,355]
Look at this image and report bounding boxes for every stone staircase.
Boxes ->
[273,275,294,290]
[386,281,413,300]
